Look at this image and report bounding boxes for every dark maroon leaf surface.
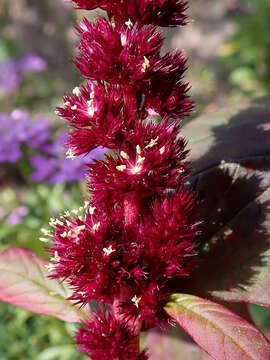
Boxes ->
[174,96,270,306]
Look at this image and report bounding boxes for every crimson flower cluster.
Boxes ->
[48,1,199,359]
[69,0,188,27]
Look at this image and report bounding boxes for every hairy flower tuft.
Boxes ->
[75,18,163,85]
[88,120,190,206]
[77,310,148,360]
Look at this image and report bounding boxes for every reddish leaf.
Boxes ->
[174,96,270,306]
[165,294,270,360]
[145,327,212,360]
[0,247,90,323]
[145,303,255,360]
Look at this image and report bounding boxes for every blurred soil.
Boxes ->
[165,0,238,113]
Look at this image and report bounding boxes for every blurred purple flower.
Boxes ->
[0,110,51,163]
[18,53,47,73]
[5,205,29,225]
[0,61,20,95]
[0,113,23,163]
[30,133,106,184]
[0,53,47,95]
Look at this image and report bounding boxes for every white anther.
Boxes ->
[116,165,127,172]
[49,218,57,227]
[131,295,141,308]
[76,225,86,232]
[103,245,116,256]
[159,146,165,155]
[41,228,51,236]
[130,165,142,174]
[125,18,133,29]
[84,201,90,208]
[64,210,71,217]
[87,100,95,117]
[92,222,100,232]
[45,263,55,272]
[64,101,70,106]
[137,155,145,164]
[56,219,64,226]
[39,237,50,243]
[145,137,159,149]
[66,148,75,160]
[71,104,77,110]
[120,151,129,160]
[51,251,60,262]
[136,145,141,154]
[72,86,80,96]
[90,91,95,99]
[120,33,127,47]
[111,17,116,28]
[60,231,67,238]
[141,56,150,73]
[89,206,96,215]
[71,209,79,215]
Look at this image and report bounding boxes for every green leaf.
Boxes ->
[0,247,90,323]
[165,294,270,360]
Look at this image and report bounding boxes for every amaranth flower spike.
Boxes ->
[50,0,199,358]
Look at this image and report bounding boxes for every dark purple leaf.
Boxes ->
[174,96,270,306]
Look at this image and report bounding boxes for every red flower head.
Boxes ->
[47,203,144,305]
[75,18,163,85]
[120,187,199,329]
[56,81,129,156]
[47,185,199,328]
[69,0,188,28]
[88,120,190,207]
[77,310,148,360]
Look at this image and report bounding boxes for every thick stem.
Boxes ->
[123,192,140,229]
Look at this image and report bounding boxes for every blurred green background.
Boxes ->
[0,0,270,358]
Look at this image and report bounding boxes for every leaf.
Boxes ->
[0,247,89,323]
[145,327,212,360]
[175,96,270,306]
[165,294,270,360]
[145,303,254,360]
